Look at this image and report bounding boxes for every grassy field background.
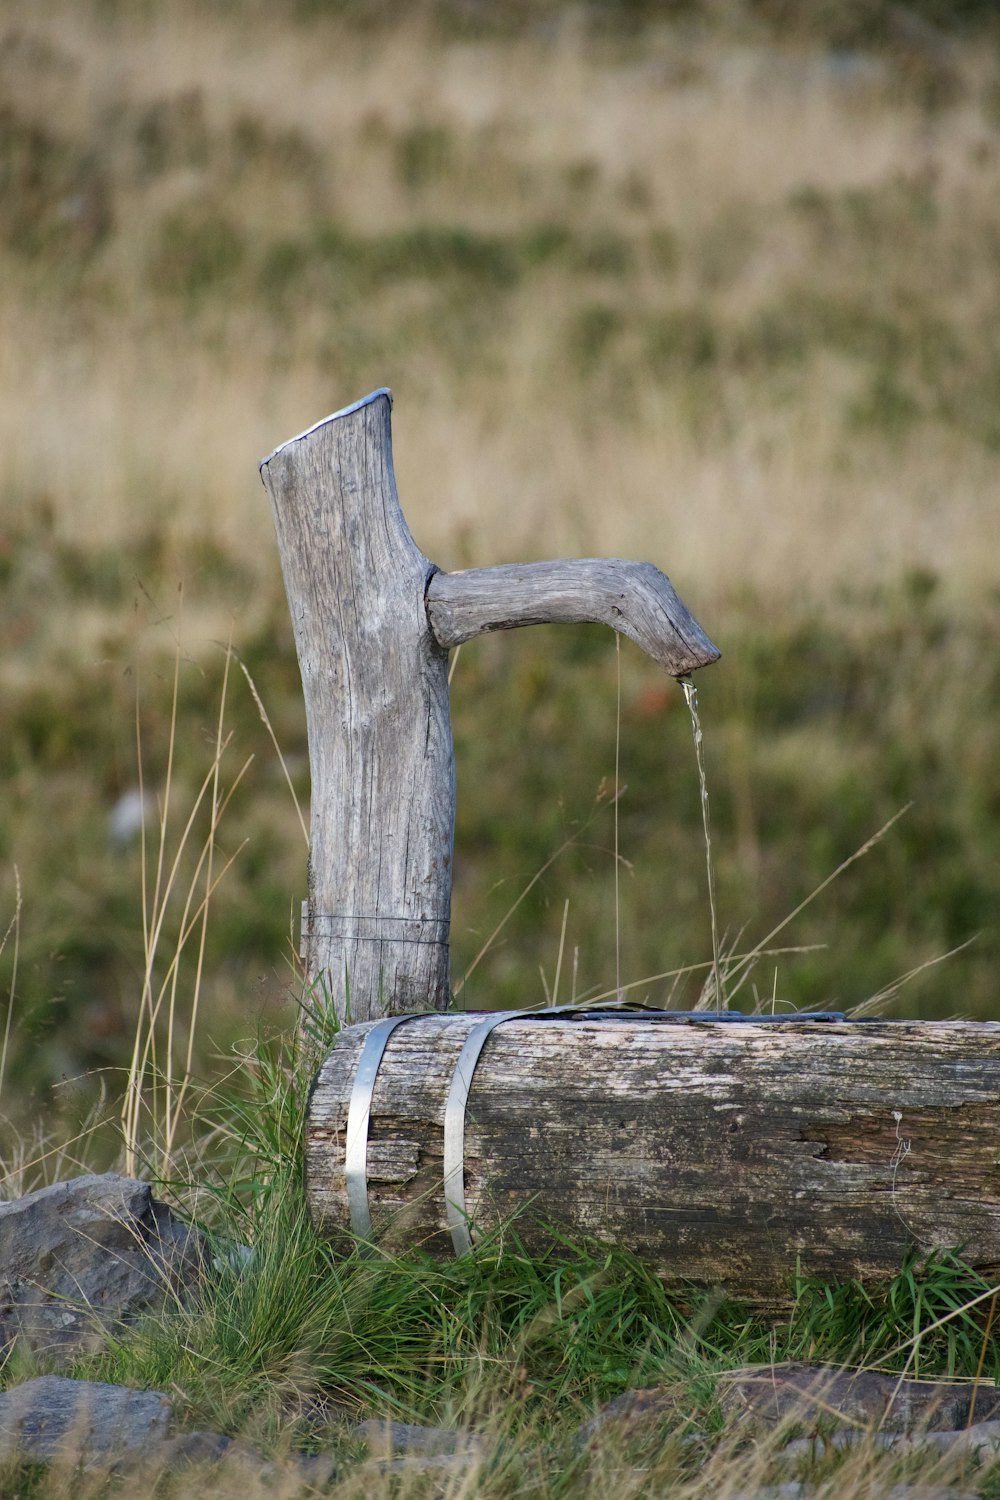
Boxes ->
[1,0,999,1137]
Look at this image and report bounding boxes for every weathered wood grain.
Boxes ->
[426,561,721,676]
[261,390,719,1022]
[260,391,454,1019]
[306,1015,1000,1303]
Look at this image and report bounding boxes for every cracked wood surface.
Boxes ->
[306,1016,1000,1302]
[426,560,720,676]
[261,391,454,1017]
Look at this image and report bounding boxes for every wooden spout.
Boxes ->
[261,390,719,1023]
[426,560,720,676]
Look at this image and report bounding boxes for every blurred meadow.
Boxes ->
[1,0,999,1140]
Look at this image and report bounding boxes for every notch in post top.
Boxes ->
[259,388,394,471]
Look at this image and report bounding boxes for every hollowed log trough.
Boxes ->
[306,1011,1000,1303]
[263,390,1000,1302]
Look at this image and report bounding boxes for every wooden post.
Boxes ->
[306,1013,1000,1303]
[261,390,719,1022]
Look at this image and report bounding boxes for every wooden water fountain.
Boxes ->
[262,389,1000,1303]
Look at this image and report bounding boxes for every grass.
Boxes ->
[6,1002,1000,1497]
[1,1,1000,600]
[2,491,999,1129]
[3,649,998,1498]
[2,662,999,1495]
[2,0,1000,1492]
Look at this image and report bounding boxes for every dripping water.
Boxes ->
[680,675,724,1008]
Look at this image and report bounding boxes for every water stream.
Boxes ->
[680,675,724,1008]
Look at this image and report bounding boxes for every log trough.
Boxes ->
[306,1010,1000,1304]
[261,389,1000,1303]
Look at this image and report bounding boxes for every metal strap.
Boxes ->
[344,1003,852,1256]
[345,1012,433,1241]
[439,1003,850,1257]
[442,1009,542,1257]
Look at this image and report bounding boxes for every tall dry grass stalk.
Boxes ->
[0,871,119,1197]
[122,634,252,1177]
[0,869,22,1110]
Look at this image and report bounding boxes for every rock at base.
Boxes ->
[717,1362,1000,1433]
[0,1174,205,1361]
[0,1376,172,1465]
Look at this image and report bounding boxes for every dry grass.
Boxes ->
[1,0,999,639]
[1,0,999,1112]
[2,12,1000,1492]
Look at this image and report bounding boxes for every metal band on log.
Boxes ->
[305,1013,1000,1304]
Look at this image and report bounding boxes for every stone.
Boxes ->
[726,1487,808,1500]
[781,1430,894,1459]
[0,1377,341,1486]
[146,1428,236,1468]
[877,1490,981,1499]
[728,1489,979,1500]
[576,1385,696,1450]
[361,1453,481,1479]
[353,1418,484,1457]
[717,1362,1000,1434]
[0,1174,205,1361]
[898,1417,1000,1456]
[116,1429,340,1486]
[0,1376,172,1466]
